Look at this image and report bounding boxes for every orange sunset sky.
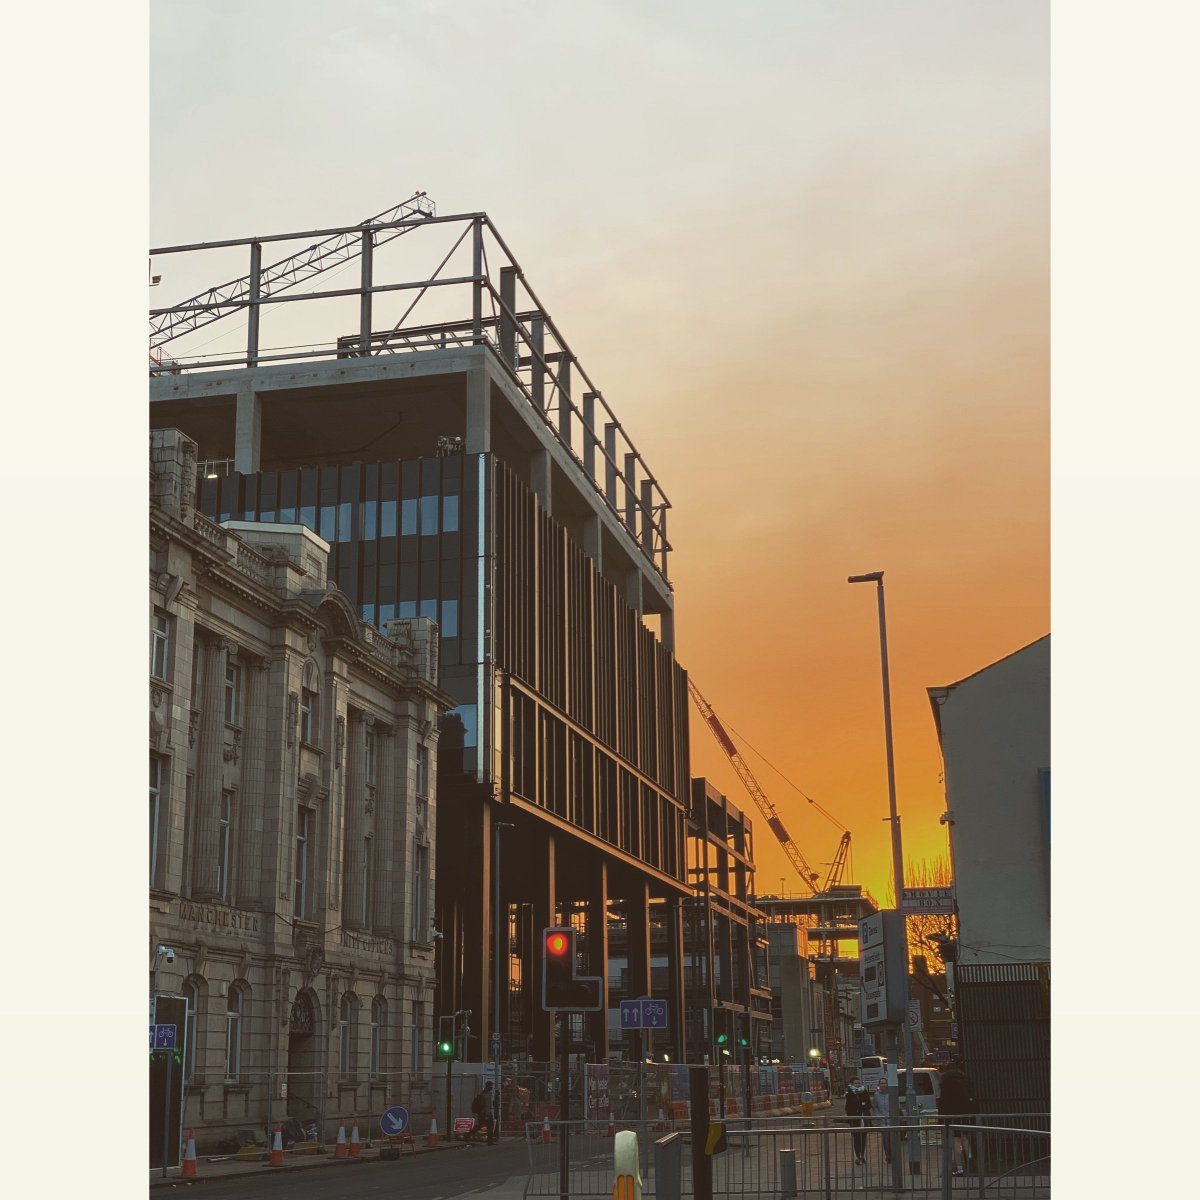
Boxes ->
[148,1,1050,905]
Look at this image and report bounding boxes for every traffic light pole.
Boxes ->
[558,1012,570,1200]
[159,1048,172,1178]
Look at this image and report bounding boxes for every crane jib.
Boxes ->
[705,717,738,759]
[767,816,790,843]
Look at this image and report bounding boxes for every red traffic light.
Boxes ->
[546,931,569,956]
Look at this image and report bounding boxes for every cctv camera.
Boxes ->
[158,945,176,963]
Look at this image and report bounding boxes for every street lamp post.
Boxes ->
[848,571,919,1178]
[493,821,514,1134]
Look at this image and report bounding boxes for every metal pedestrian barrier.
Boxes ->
[524,1115,1049,1198]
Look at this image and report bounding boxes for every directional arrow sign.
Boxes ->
[620,1000,643,1029]
[380,1105,410,1136]
[151,1024,177,1049]
[642,999,668,1029]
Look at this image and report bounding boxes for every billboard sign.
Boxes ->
[900,886,955,914]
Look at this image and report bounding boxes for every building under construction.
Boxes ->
[149,196,708,1065]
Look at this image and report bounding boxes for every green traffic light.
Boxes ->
[438,1040,453,1055]
[738,1037,749,1048]
[716,1033,728,1044]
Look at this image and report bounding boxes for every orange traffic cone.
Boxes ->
[349,1117,361,1158]
[181,1129,198,1178]
[427,1112,439,1147]
[269,1122,284,1167]
[334,1118,348,1158]
[541,1115,551,1143]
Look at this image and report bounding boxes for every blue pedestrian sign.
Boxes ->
[620,1000,644,1029]
[379,1106,410,1136]
[642,999,668,1029]
[149,1024,177,1049]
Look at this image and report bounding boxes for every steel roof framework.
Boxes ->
[149,203,672,584]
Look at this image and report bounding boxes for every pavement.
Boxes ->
[149,1132,517,1189]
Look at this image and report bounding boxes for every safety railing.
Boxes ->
[523,1116,1049,1199]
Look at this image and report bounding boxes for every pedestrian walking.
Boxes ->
[471,1080,498,1145]
[936,1060,979,1175]
[871,1077,893,1165]
[844,1078,872,1164]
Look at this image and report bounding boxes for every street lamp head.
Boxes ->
[847,572,884,584]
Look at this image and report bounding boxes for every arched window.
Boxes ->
[300,662,319,745]
[338,993,355,1074]
[370,996,386,1076]
[183,978,201,1084]
[225,983,246,1080]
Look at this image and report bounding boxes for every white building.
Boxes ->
[150,429,451,1153]
[928,635,1050,968]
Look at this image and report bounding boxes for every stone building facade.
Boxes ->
[150,429,451,1152]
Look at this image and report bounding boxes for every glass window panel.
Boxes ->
[337,502,352,542]
[442,495,459,533]
[419,599,437,622]
[398,601,416,619]
[362,500,377,540]
[441,600,458,638]
[279,507,296,523]
[420,495,439,535]
[299,505,316,531]
[259,510,275,523]
[380,500,397,537]
[319,506,336,541]
[401,498,418,536]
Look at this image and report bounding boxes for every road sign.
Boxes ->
[900,886,955,914]
[620,999,644,1029]
[490,1034,501,1058]
[379,1106,410,1136]
[907,1001,922,1031]
[453,1117,476,1135]
[150,1024,177,1049]
[642,999,668,1029]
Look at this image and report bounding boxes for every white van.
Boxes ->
[859,1055,888,1089]
[896,1067,941,1116]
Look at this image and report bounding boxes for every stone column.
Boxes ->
[191,638,231,900]
[236,659,269,906]
[343,712,366,927]
[371,729,395,934]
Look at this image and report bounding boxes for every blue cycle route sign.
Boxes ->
[620,1000,643,1029]
[641,1000,668,1029]
[380,1106,410,1136]
[150,1024,177,1050]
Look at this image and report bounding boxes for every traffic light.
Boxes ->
[714,1010,729,1046]
[435,1015,455,1060]
[541,926,602,1011]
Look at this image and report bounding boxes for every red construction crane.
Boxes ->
[688,679,851,896]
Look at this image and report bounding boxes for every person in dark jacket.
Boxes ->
[844,1079,872,1164]
[936,1062,978,1175]
[471,1081,498,1145]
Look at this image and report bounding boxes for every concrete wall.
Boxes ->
[933,637,1050,967]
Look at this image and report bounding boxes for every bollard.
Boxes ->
[654,1133,682,1200]
[779,1147,798,1199]
[613,1128,643,1200]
